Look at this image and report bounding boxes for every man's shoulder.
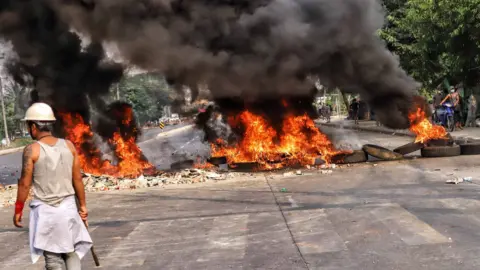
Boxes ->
[23,142,40,160]
[63,139,74,146]
[24,141,40,151]
[63,140,77,154]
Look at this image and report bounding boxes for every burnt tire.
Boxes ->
[229,162,259,171]
[459,143,480,155]
[331,150,367,164]
[207,156,227,165]
[170,159,194,170]
[420,145,461,158]
[362,144,403,160]
[393,142,424,155]
[455,138,480,145]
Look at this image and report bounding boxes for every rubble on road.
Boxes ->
[0,185,33,208]
[0,163,342,208]
[81,168,235,192]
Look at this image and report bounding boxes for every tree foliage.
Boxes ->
[114,73,173,124]
[0,79,26,139]
[380,0,480,93]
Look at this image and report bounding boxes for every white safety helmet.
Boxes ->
[23,102,56,121]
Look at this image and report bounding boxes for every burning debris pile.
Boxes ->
[404,96,449,144]
[59,106,154,177]
[409,108,448,143]
[196,97,347,170]
[210,111,341,169]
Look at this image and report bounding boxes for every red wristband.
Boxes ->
[15,201,25,215]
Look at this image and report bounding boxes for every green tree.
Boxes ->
[114,73,173,124]
[0,83,23,139]
[381,0,480,93]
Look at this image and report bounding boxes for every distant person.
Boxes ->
[350,98,360,124]
[432,89,444,108]
[324,104,331,123]
[428,100,435,122]
[465,94,477,127]
[441,86,463,130]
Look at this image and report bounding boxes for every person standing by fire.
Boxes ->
[350,98,360,124]
[13,103,92,269]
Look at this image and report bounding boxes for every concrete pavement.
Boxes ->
[0,147,25,157]
[1,155,480,269]
[1,123,480,269]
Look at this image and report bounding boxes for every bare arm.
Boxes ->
[16,145,34,203]
[440,94,450,105]
[13,144,36,228]
[67,140,86,208]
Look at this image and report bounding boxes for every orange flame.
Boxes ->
[409,108,447,143]
[59,112,153,177]
[211,110,341,169]
[194,162,215,169]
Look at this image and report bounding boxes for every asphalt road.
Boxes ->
[0,152,21,186]
[0,124,189,186]
[1,147,480,269]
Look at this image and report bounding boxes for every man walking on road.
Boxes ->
[13,103,92,269]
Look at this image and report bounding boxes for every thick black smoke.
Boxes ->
[0,0,128,139]
[47,0,419,129]
[1,0,420,133]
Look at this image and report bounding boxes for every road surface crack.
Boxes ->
[264,175,310,270]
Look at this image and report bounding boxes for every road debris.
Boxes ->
[321,170,333,175]
[463,177,473,183]
[446,177,464,184]
[280,188,288,193]
[1,163,341,207]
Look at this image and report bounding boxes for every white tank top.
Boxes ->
[33,139,75,206]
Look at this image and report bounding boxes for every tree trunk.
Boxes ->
[0,77,9,145]
[340,89,350,110]
[116,83,120,100]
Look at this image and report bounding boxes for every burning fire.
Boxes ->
[59,112,153,177]
[409,108,447,143]
[210,110,340,169]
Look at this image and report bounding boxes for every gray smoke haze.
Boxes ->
[1,0,420,129]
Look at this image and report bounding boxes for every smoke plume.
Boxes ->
[1,0,420,132]
[0,1,155,175]
[48,0,419,129]
[0,0,124,135]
